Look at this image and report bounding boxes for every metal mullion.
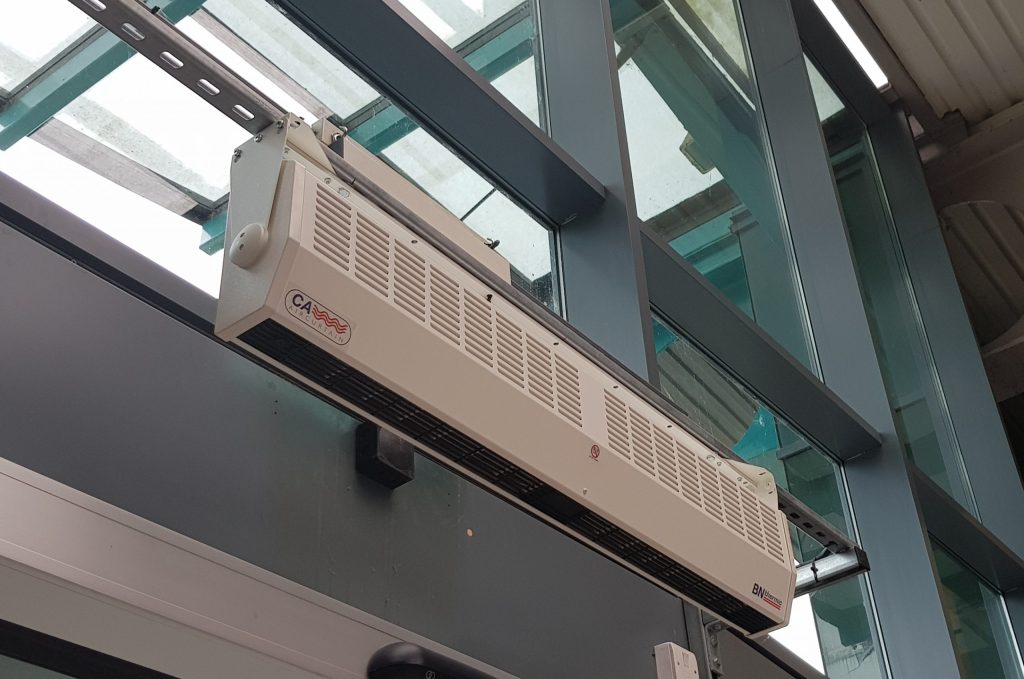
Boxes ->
[740,0,961,676]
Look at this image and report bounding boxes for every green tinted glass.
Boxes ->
[612,0,815,369]
[932,540,1024,679]
[806,57,976,513]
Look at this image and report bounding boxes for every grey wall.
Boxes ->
[0,220,689,678]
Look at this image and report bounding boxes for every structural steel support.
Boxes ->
[537,0,659,380]
[272,0,605,227]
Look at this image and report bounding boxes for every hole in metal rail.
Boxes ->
[197,79,220,96]
[160,51,183,69]
[232,105,255,121]
[84,0,106,10]
[121,23,144,40]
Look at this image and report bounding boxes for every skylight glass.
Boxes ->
[54,16,314,202]
[811,0,888,88]
[0,0,94,94]
[203,0,380,119]
[398,0,524,46]
[0,138,222,295]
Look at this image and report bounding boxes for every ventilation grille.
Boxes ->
[308,188,584,429]
[312,185,352,271]
[239,319,778,634]
[602,391,787,564]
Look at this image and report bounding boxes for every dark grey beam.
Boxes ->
[538,0,658,380]
[642,230,880,461]
[272,0,605,227]
[912,466,1024,593]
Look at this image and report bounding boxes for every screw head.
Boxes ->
[254,133,263,143]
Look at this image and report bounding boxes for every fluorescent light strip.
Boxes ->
[812,0,888,88]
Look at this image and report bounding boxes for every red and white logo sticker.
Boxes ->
[286,289,351,345]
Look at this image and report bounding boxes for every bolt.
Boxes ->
[254,133,263,143]
[324,177,332,184]
[276,119,285,130]
[709,636,717,647]
[232,149,242,162]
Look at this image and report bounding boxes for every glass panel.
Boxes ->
[0,0,94,94]
[54,17,316,203]
[771,575,887,679]
[612,0,816,370]
[398,0,524,46]
[0,137,223,295]
[771,593,826,673]
[393,1,543,127]
[201,0,380,119]
[807,57,976,513]
[932,540,1024,679]
[0,654,73,678]
[652,314,849,552]
[809,575,888,679]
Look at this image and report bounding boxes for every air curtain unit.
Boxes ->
[215,115,796,636]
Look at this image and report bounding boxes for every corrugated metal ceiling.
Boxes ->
[857,0,1024,125]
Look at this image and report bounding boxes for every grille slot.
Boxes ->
[393,242,426,322]
[312,186,352,271]
[525,336,555,408]
[463,293,494,367]
[604,392,631,460]
[495,313,526,388]
[653,429,679,492]
[698,458,725,523]
[428,268,461,345]
[720,476,747,536]
[354,214,390,297]
[676,442,702,507]
[239,319,778,634]
[554,356,583,426]
[741,488,766,550]
[628,409,658,478]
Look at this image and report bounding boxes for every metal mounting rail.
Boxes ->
[61,0,868,579]
[66,0,285,134]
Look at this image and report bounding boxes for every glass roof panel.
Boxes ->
[0,0,94,93]
[0,137,222,295]
[203,0,380,119]
[398,0,524,47]
[54,17,315,202]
